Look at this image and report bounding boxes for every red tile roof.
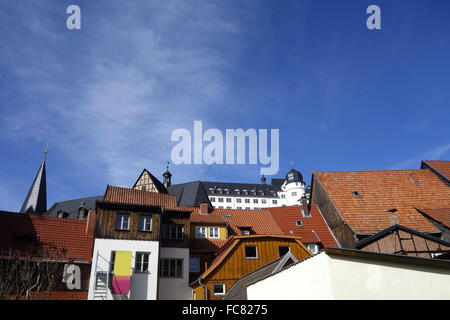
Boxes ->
[268,205,339,247]
[314,169,450,235]
[0,211,94,262]
[416,207,450,228]
[422,160,450,183]
[189,207,283,253]
[103,186,189,212]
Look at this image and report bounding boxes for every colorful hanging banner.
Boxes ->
[111,251,132,294]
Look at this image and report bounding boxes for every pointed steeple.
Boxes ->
[20,144,48,215]
[163,161,172,189]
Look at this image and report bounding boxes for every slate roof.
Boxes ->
[222,256,285,300]
[421,160,450,186]
[268,204,339,247]
[20,160,47,215]
[46,195,103,219]
[168,181,212,208]
[201,181,281,198]
[313,169,450,235]
[0,211,94,262]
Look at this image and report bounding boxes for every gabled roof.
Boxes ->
[199,235,309,281]
[46,195,104,219]
[20,160,47,215]
[313,169,449,235]
[168,181,212,208]
[0,211,94,262]
[421,160,450,186]
[268,204,339,247]
[132,169,168,193]
[355,224,450,251]
[189,207,284,253]
[222,252,298,300]
[102,186,190,212]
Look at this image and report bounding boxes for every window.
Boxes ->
[296,220,303,227]
[115,213,130,230]
[291,192,297,196]
[261,199,267,204]
[209,227,220,239]
[245,207,250,210]
[213,284,225,296]
[210,197,216,202]
[227,206,232,209]
[242,230,250,236]
[237,207,242,209]
[163,224,184,240]
[245,199,250,204]
[139,215,152,232]
[196,226,207,238]
[218,206,223,209]
[281,194,286,199]
[189,257,200,273]
[236,198,242,203]
[352,191,360,197]
[272,200,278,205]
[160,259,183,278]
[218,198,224,202]
[245,246,258,259]
[253,199,258,204]
[135,252,150,272]
[278,246,290,257]
[226,198,232,203]
[307,244,319,254]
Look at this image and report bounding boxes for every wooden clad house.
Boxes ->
[88,186,193,300]
[191,235,311,300]
[310,168,450,248]
[355,224,450,259]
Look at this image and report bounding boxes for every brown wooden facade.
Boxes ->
[355,224,450,258]
[95,202,191,248]
[191,235,311,300]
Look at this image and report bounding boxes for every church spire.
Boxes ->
[20,144,47,215]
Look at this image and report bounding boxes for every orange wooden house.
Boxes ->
[190,235,311,300]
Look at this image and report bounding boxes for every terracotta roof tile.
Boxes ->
[416,207,450,228]
[422,160,450,183]
[103,186,187,211]
[268,205,338,247]
[314,169,450,235]
[0,211,93,262]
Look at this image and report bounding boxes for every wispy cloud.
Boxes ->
[1,1,245,187]
[389,143,450,170]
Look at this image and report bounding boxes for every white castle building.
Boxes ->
[132,167,311,210]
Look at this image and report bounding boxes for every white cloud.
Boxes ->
[389,143,450,170]
[3,1,245,187]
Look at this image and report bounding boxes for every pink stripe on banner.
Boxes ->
[111,275,130,294]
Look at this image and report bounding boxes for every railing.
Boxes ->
[94,251,113,300]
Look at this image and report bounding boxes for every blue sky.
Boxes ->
[0,0,449,212]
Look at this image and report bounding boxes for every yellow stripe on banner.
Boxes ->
[113,251,132,276]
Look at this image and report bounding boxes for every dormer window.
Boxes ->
[352,191,360,197]
[296,220,303,227]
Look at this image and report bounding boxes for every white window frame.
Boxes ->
[196,226,207,239]
[245,245,258,259]
[139,215,152,232]
[135,252,150,273]
[116,213,130,230]
[213,283,225,296]
[209,227,220,239]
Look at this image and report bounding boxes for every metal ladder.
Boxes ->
[93,251,111,300]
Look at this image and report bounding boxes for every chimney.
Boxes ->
[86,209,96,237]
[300,197,309,217]
[200,202,209,215]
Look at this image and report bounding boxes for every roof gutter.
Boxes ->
[198,277,208,300]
